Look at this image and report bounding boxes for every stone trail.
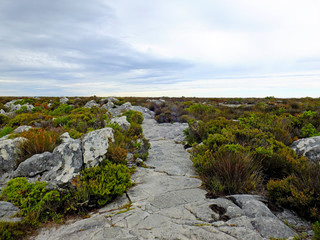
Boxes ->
[32,119,298,240]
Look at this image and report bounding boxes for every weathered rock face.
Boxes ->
[82,127,114,168]
[110,116,130,131]
[108,102,132,117]
[60,97,69,104]
[13,125,33,134]
[0,109,6,115]
[13,152,54,178]
[0,201,21,222]
[101,101,114,111]
[130,106,155,119]
[84,100,99,108]
[0,138,24,177]
[291,136,320,163]
[4,100,34,112]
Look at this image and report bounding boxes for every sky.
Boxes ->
[1,0,320,97]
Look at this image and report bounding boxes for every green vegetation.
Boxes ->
[0,96,149,239]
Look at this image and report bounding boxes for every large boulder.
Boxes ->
[0,138,24,177]
[82,128,114,168]
[13,152,54,178]
[0,201,21,222]
[110,116,130,131]
[228,194,296,239]
[13,125,33,134]
[290,136,320,163]
[108,102,132,117]
[101,101,114,111]
[13,137,83,186]
[84,100,99,108]
[60,97,69,104]
[130,106,155,119]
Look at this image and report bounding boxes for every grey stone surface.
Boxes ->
[0,201,21,222]
[101,101,114,111]
[84,100,100,108]
[60,97,69,104]
[32,118,301,240]
[110,116,131,131]
[108,102,132,117]
[82,127,114,167]
[291,136,320,163]
[0,137,24,176]
[13,152,54,178]
[0,109,5,115]
[130,106,155,119]
[13,125,33,134]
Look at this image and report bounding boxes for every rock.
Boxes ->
[147,99,166,105]
[44,139,83,185]
[13,125,33,134]
[0,109,5,115]
[13,152,54,178]
[100,97,119,104]
[110,116,130,131]
[60,97,69,104]
[13,139,83,186]
[229,194,296,239]
[0,138,24,177]
[4,100,34,112]
[0,201,21,222]
[60,132,72,143]
[108,102,132,117]
[84,100,99,108]
[101,101,114,111]
[82,128,114,168]
[130,106,155,119]
[291,136,320,163]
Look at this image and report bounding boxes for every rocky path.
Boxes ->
[32,119,298,240]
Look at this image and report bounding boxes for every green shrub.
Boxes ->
[267,164,320,222]
[300,123,319,138]
[313,221,320,240]
[0,126,13,138]
[0,177,63,226]
[0,114,9,126]
[106,144,128,165]
[123,110,144,124]
[77,162,133,207]
[0,221,26,240]
[8,113,50,128]
[50,104,73,116]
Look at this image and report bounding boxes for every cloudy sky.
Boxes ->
[1,0,320,97]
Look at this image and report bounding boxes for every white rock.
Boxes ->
[82,128,114,167]
[110,116,130,131]
[13,125,33,134]
[84,100,99,108]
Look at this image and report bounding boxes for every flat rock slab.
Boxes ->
[32,119,298,240]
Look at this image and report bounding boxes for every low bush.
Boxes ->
[192,148,262,195]
[0,178,64,226]
[76,161,133,207]
[0,114,9,126]
[0,126,13,138]
[123,110,143,124]
[18,128,62,162]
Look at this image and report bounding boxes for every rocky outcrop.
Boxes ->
[291,136,320,163]
[0,137,25,177]
[110,116,130,131]
[0,109,6,115]
[60,97,69,104]
[13,125,33,134]
[82,128,114,168]
[108,102,132,117]
[101,101,114,111]
[2,128,113,187]
[0,201,21,222]
[84,100,99,108]
[4,99,34,112]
